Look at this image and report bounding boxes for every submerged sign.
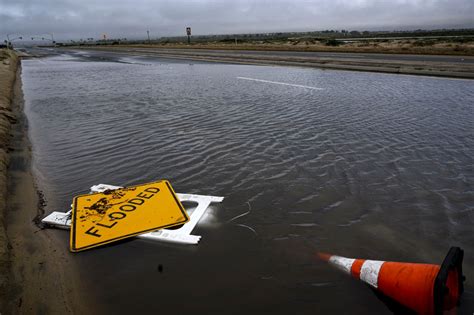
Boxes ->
[70,180,189,252]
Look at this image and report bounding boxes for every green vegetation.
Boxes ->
[325,39,341,46]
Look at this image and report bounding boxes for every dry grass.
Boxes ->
[120,38,474,56]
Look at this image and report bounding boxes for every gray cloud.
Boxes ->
[1,0,473,41]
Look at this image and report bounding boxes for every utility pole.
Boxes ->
[147,30,150,44]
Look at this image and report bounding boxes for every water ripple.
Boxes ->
[21,56,474,293]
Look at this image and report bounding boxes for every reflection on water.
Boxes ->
[21,50,474,314]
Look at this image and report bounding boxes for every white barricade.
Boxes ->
[41,184,224,245]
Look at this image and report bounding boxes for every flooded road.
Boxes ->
[21,49,474,314]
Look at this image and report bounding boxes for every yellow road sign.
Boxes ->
[70,180,189,252]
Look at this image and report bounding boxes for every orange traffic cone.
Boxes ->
[317,247,464,315]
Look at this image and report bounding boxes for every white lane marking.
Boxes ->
[237,77,324,90]
[360,260,385,288]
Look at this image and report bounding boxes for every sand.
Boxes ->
[0,49,90,314]
[100,38,474,56]
[0,49,19,306]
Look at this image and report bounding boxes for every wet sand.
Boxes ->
[0,52,89,314]
[0,49,19,310]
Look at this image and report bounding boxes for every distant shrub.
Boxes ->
[219,38,235,43]
[413,40,436,47]
[413,41,423,47]
[453,38,474,44]
[325,39,341,46]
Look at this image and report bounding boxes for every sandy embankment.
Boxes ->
[0,49,90,314]
[117,40,474,56]
[77,46,474,79]
[0,49,19,307]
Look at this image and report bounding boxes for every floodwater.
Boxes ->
[21,49,474,314]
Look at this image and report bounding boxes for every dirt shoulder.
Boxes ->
[0,48,20,308]
[0,50,90,314]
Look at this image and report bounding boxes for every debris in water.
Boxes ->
[234,224,258,236]
[227,202,252,223]
[41,182,224,248]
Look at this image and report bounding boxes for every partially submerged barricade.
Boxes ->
[42,182,224,251]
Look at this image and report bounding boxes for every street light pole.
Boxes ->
[6,34,23,49]
[30,34,55,46]
[147,30,151,44]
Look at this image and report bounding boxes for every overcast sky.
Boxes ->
[1,0,473,41]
